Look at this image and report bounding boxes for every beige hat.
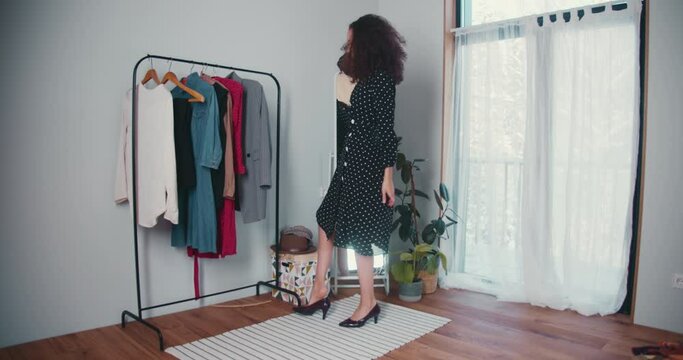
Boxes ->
[280,225,313,240]
[273,225,316,254]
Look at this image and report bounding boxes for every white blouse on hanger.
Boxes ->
[114,82,178,227]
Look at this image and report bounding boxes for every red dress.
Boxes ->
[213,77,245,175]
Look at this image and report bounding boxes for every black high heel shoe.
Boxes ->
[339,303,380,327]
[293,296,331,320]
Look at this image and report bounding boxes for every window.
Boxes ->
[460,0,609,26]
[442,0,643,315]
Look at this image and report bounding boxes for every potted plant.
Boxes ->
[390,143,457,297]
[391,243,448,301]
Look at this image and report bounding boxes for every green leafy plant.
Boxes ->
[416,183,455,279]
[390,243,448,283]
[389,140,458,283]
[391,141,428,247]
[391,145,458,248]
[422,183,458,247]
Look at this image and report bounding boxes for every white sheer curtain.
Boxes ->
[441,0,642,316]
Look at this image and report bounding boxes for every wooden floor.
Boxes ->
[2,288,681,359]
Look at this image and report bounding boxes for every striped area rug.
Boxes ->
[166,294,451,360]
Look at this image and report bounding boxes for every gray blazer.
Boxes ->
[228,72,272,223]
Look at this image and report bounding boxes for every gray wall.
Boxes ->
[0,0,377,347]
[634,0,683,335]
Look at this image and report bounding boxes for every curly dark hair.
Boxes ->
[339,14,406,84]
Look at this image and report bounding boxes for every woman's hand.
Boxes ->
[381,166,395,207]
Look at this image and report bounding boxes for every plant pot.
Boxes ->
[418,271,437,294]
[398,280,423,302]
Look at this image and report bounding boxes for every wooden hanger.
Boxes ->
[141,59,161,85]
[141,68,161,85]
[161,71,205,103]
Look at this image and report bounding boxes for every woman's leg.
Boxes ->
[350,252,378,320]
[309,225,334,304]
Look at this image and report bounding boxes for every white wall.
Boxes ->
[0,0,377,347]
[634,0,683,335]
[378,0,445,253]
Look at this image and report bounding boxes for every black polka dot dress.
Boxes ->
[316,70,399,256]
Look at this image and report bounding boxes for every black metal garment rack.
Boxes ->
[120,54,300,351]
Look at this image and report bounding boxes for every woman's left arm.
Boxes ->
[373,72,399,207]
[373,73,399,169]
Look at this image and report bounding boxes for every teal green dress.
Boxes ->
[171,73,222,253]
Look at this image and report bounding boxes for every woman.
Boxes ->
[293,14,406,328]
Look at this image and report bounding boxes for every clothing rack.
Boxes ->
[120,54,300,351]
